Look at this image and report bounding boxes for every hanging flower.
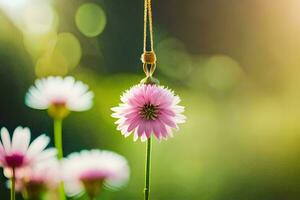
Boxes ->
[62,149,130,198]
[12,159,61,199]
[111,84,186,141]
[25,76,94,119]
[0,127,57,171]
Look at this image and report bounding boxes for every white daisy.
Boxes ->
[62,149,130,198]
[0,127,57,171]
[25,76,94,118]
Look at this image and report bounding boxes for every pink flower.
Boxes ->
[0,127,57,171]
[62,150,130,198]
[6,159,61,199]
[112,84,186,141]
[19,159,61,198]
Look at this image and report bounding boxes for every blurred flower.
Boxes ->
[15,159,61,199]
[0,127,56,172]
[62,150,130,198]
[112,84,186,141]
[25,76,94,119]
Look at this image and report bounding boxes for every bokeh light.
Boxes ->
[157,37,193,80]
[203,55,243,91]
[23,31,57,59]
[75,3,106,37]
[35,32,81,77]
[21,2,56,34]
[0,0,26,7]
[52,32,82,70]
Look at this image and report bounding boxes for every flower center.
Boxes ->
[23,179,47,200]
[48,100,70,119]
[140,104,159,120]
[80,170,107,199]
[5,153,25,168]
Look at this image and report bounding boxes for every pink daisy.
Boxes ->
[0,127,57,172]
[112,84,186,141]
[62,150,130,198]
[5,159,61,199]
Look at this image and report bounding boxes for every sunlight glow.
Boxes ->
[21,3,55,34]
[75,3,106,37]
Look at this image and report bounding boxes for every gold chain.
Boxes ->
[141,0,156,77]
[143,0,148,52]
[143,0,154,52]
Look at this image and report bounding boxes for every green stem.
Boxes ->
[11,168,16,200]
[58,183,66,200]
[54,118,63,159]
[89,196,95,200]
[54,118,66,200]
[144,137,152,200]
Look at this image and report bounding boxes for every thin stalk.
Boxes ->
[11,168,16,200]
[58,183,66,200]
[54,118,66,200]
[54,118,63,159]
[144,137,152,200]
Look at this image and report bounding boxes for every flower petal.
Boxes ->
[12,127,31,153]
[1,127,11,153]
[26,134,50,159]
[34,148,57,162]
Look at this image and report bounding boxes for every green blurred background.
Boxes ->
[1,0,300,199]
